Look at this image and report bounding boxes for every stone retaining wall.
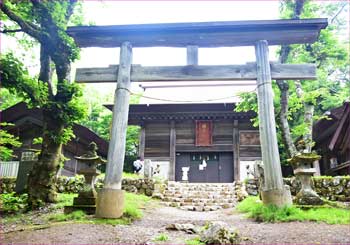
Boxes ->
[0,176,158,197]
[245,176,350,202]
[0,177,16,194]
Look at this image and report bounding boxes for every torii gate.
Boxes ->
[68,18,327,218]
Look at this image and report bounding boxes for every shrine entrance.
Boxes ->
[68,18,327,217]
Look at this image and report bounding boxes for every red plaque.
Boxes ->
[196,121,213,146]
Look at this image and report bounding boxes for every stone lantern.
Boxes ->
[289,151,323,206]
[65,142,106,214]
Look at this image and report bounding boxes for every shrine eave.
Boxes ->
[67,18,328,48]
[105,103,256,125]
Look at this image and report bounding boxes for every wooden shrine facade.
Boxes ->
[106,103,261,182]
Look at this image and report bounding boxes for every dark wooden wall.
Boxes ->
[143,120,261,158]
[145,122,170,158]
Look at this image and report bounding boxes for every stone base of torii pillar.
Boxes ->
[96,189,124,218]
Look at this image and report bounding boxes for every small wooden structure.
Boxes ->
[0,102,108,176]
[314,102,350,175]
[69,18,327,213]
[106,103,261,182]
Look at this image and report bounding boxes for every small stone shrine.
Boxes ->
[65,142,106,214]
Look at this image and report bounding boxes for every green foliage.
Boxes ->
[0,123,22,161]
[32,137,43,145]
[154,233,169,242]
[0,192,28,213]
[237,196,350,224]
[185,237,205,245]
[0,88,23,110]
[235,92,259,127]
[53,193,78,209]
[0,52,48,106]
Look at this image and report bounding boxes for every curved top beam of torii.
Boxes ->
[67,18,328,48]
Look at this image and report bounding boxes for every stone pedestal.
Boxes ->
[65,168,100,214]
[294,168,323,205]
[290,153,323,206]
[96,188,124,218]
[261,185,293,207]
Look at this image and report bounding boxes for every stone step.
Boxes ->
[161,182,238,211]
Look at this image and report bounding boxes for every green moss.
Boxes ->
[185,237,205,245]
[236,196,350,224]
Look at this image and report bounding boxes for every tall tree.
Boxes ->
[0,0,86,207]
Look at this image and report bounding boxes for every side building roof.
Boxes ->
[1,102,109,158]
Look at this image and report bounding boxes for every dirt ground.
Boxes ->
[1,204,350,244]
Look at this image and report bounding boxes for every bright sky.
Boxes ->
[74,1,280,104]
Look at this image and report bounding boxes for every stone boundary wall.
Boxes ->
[0,176,158,196]
[245,176,350,202]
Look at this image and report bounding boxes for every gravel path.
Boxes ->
[2,205,350,244]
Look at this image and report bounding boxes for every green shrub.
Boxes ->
[236,196,350,224]
[0,192,28,213]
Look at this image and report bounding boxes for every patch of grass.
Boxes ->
[185,237,205,245]
[124,192,151,219]
[48,192,151,225]
[236,196,350,224]
[154,233,169,242]
[123,172,142,179]
[54,193,78,209]
[48,210,87,222]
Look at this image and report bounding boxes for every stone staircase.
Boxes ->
[161,182,237,211]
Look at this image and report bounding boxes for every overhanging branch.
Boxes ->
[0,1,43,41]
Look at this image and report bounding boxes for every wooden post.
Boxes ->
[138,124,145,161]
[169,120,176,181]
[96,42,132,218]
[233,120,240,181]
[255,40,292,206]
[187,45,198,65]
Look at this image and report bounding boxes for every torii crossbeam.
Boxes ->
[68,18,327,218]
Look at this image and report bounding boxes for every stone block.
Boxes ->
[96,188,124,218]
[261,186,292,207]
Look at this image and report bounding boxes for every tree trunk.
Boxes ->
[303,103,314,153]
[277,80,298,158]
[27,43,71,207]
[276,0,306,158]
[27,110,64,207]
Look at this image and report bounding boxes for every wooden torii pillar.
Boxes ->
[68,19,327,215]
[255,40,292,206]
[96,42,133,218]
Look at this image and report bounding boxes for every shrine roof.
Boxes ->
[67,18,328,48]
[105,103,256,124]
